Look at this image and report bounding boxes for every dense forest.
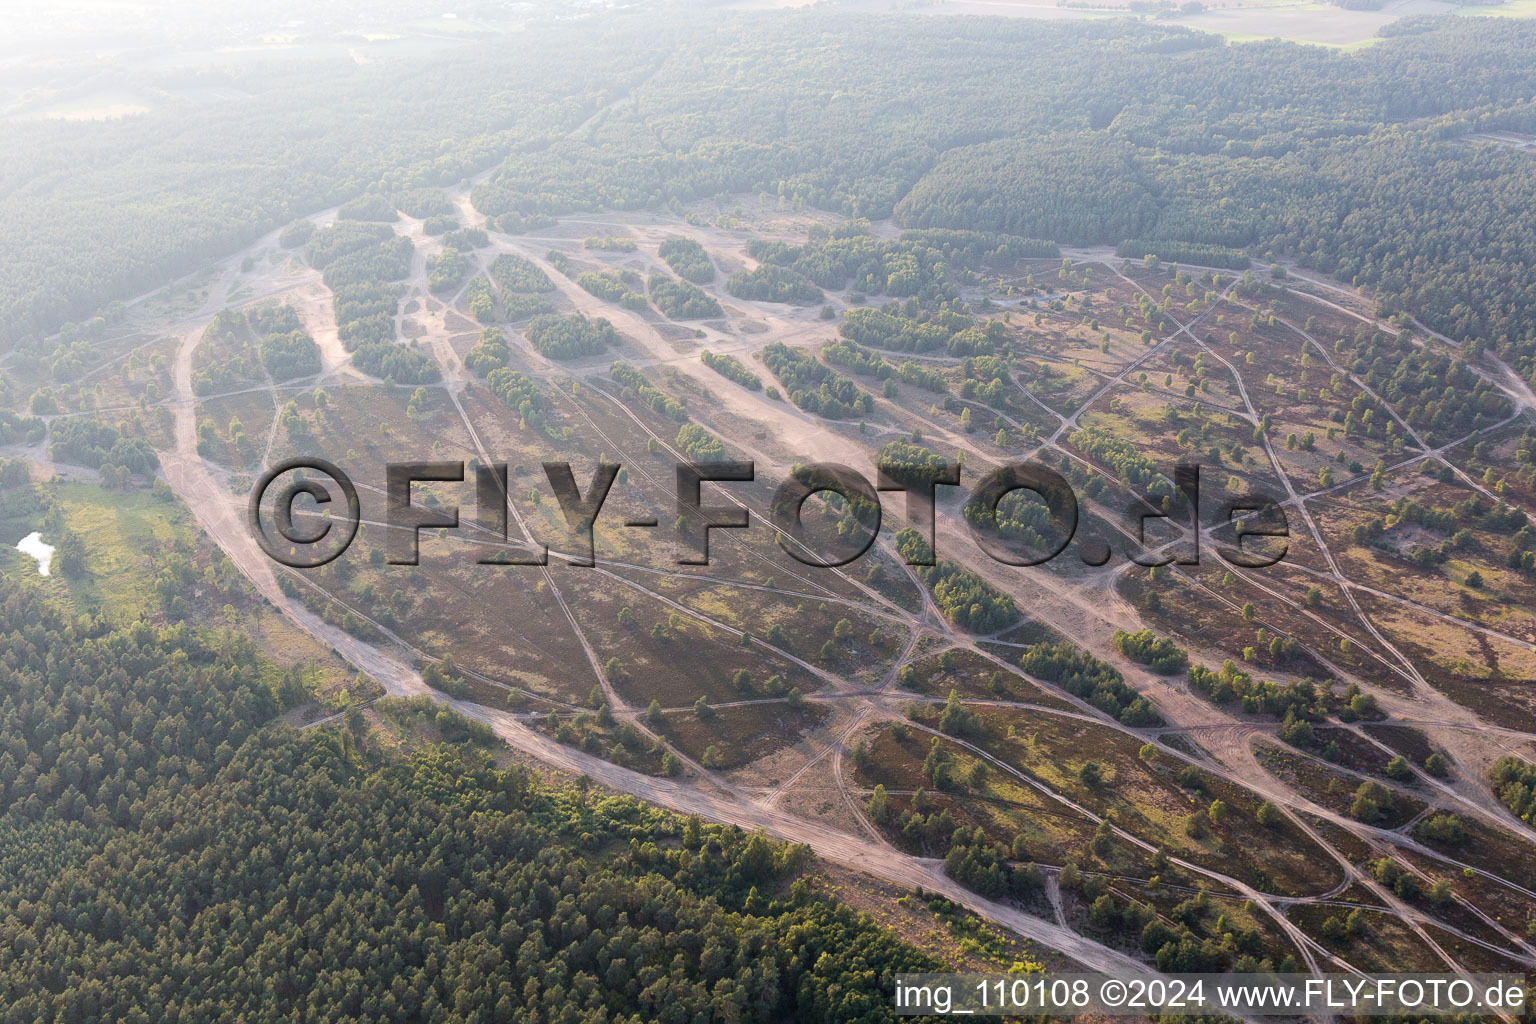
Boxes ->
[1018,642,1160,726]
[305,223,440,385]
[893,528,1018,633]
[762,343,873,420]
[249,303,322,381]
[578,270,650,311]
[526,314,619,360]
[658,238,716,284]
[490,253,556,294]
[0,580,942,1023]
[469,15,1536,375]
[727,264,823,306]
[1335,328,1510,444]
[488,253,558,321]
[0,23,661,344]
[49,419,158,476]
[649,276,723,319]
[1491,757,1536,827]
[487,368,552,430]
[14,16,1536,376]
